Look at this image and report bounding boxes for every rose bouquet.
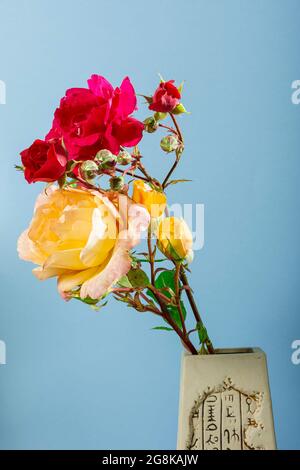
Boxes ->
[17,74,214,355]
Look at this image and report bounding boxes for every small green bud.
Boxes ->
[95,149,113,162]
[160,135,179,153]
[154,112,167,121]
[117,150,132,166]
[95,149,117,170]
[144,116,158,133]
[80,160,98,179]
[109,176,124,191]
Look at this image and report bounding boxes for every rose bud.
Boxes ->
[160,135,179,153]
[117,150,132,166]
[157,217,193,263]
[109,176,125,191]
[20,139,67,184]
[95,149,114,162]
[95,149,117,170]
[149,80,181,113]
[80,160,99,180]
[143,116,158,133]
[132,179,166,218]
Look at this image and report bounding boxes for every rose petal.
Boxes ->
[57,266,101,297]
[17,229,45,265]
[80,247,131,299]
[87,74,114,100]
[118,76,137,117]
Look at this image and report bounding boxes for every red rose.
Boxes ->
[20,139,67,183]
[149,80,181,113]
[46,76,144,160]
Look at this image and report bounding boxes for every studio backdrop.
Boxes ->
[0,0,299,450]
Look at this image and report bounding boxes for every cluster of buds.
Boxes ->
[79,148,133,187]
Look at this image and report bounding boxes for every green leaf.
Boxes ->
[152,326,173,331]
[127,268,150,287]
[155,269,176,292]
[166,303,187,329]
[73,295,106,310]
[146,288,157,303]
[154,270,187,329]
[74,296,99,305]
[165,179,192,187]
[197,323,208,344]
[117,275,132,288]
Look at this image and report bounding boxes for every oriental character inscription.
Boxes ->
[187,378,264,450]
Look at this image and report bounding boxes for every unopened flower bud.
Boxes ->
[109,176,124,191]
[95,149,113,162]
[95,149,117,170]
[143,116,158,133]
[160,135,179,153]
[117,150,132,166]
[80,160,98,180]
[157,217,193,263]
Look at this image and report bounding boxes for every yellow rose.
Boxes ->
[18,186,150,299]
[157,217,193,263]
[132,179,166,218]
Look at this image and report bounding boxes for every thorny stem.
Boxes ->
[147,223,196,354]
[147,227,155,286]
[162,153,181,189]
[158,123,177,134]
[147,286,197,355]
[137,161,156,185]
[114,167,149,183]
[170,113,183,143]
[180,267,215,354]
[162,113,184,189]
[175,263,187,337]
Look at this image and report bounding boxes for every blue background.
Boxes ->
[0,0,299,450]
